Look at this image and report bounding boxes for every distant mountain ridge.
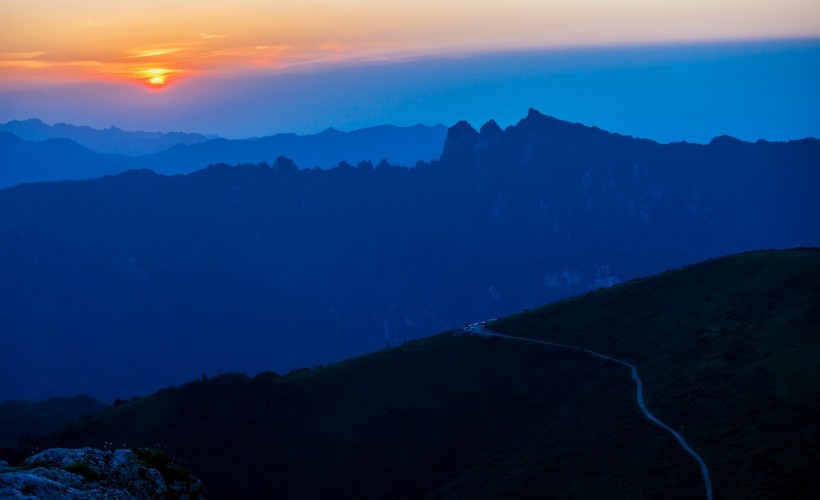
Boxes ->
[0,132,132,188]
[0,121,448,188]
[0,109,817,401]
[139,123,448,174]
[0,118,216,156]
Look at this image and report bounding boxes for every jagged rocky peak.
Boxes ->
[515,108,574,133]
[525,107,545,119]
[507,108,623,154]
[440,120,479,165]
[272,156,299,173]
[440,110,582,169]
[479,119,503,143]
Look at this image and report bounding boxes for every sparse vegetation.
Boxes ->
[63,460,101,480]
[132,447,192,485]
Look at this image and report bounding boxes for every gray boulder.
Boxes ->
[0,447,204,499]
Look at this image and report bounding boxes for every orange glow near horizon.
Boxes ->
[1,0,818,90]
[138,68,174,89]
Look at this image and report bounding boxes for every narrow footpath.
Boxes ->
[464,323,713,500]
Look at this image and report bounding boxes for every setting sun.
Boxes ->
[138,68,173,89]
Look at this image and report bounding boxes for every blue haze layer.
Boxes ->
[0,39,817,142]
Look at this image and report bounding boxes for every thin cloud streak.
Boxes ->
[0,35,428,88]
[2,0,817,88]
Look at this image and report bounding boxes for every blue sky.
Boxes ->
[1,39,818,143]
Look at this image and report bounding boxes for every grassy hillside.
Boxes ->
[6,249,818,499]
[0,395,106,449]
[490,248,820,498]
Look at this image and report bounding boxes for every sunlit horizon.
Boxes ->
[2,0,818,89]
[1,1,817,142]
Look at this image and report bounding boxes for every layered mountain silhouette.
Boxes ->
[0,109,817,401]
[0,120,448,188]
[0,118,214,156]
[0,132,133,188]
[139,123,448,174]
[6,249,818,498]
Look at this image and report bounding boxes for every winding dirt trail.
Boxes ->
[465,323,713,500]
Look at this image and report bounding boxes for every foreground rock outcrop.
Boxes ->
[0,447,204,499]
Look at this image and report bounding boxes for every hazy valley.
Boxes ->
[1,109,818,402]
[1,109,818,499]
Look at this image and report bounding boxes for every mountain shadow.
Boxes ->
[7,249,818,499]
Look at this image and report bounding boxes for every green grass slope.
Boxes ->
[0,395,106,449]
[5,249,818,499]
[490,248,820,499]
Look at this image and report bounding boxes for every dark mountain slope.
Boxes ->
[0,111,818,402]
[9,249,818,498]
[442,110,819,258]
[0,199,368,402]
[490,248,820,499]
